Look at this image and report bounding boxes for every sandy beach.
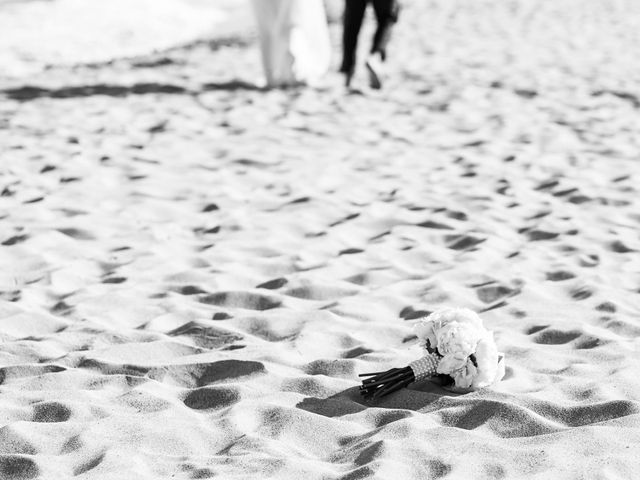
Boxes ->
[1,0,640,478]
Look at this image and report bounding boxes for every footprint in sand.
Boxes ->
[475,284,517,304]
[531,328,601,349]
[32,402,72,423]
[399,306,431,320]
[183,386,240,410]
[73,452,106,476]
[595,301,616,313]
[256,278,288,290]
[168,321,243,349]
[200,292,281,310]
[0,427,37,455]
[0,456,39,480]
[546,271,576,281]
[446,234,486,251]
[195,360,266,386]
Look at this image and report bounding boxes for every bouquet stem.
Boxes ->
[359,353,441,400]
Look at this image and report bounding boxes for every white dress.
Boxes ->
[250,0,331,87]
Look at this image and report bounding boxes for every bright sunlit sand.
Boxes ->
[1,0,640,478]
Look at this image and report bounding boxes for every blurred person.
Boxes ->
[251,0,331,88]
[340,0,400,89]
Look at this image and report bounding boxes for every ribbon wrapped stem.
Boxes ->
[359,353,442,400]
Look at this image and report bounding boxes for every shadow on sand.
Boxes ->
[296,381,459,419]
[2,80,262,101]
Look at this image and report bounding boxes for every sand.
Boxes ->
[1,0,640,478]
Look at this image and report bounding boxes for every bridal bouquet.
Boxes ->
[360,308,505,399]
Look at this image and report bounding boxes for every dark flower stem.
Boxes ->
[359,366,415,400]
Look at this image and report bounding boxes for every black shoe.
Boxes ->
[365,54,383,90]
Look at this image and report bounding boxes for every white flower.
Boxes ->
[414,307,504,390]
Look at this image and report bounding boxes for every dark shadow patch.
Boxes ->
[0,455,39,480]
[0,290,21,302]
[446,234,485,250]
[526,325,548,335]
[78,358,150,378]
[445,210,468,221]
[197,360,266,386]
[426,459,453,479]
[535,399,639,428]
[191,467,215,479]
[51,300,73,314]
[132,57,179,68]
[595,302,616,313]
[0,427,37,455]
[342,346,375,359]
[232,158,276,168]
[32,402,71,423]
[338,466,375,480]
[552,187,578,197]
[222,344,245,351]
[102,277,126,284]
[256,278,288,290]
[212,312,232,320]
[479,301,508,313]
[286,196,310,205]
[344,273,367,285]
[399,306,431,320]
[579,254,599,267]
[60,435,83,454]
[339,248,364,255]
[514,88,537,99]
[417,220,454,230]
[369,230,390,241]
[610,240,635,253]
[329,213,360,227]
[527,210,551,220]
[3,83,189,101]
[534,329,582,345]
[574,336,602,349]
[57,228,95,240]
[569,195,591,204]
[592,89,640,108]
[476,285,516,303]
[0,365,65,385]
[201,80,262,92]
[201,203,219,212]
[437,399,558,437]
[183,386,239,410]
[200,292,281,310]
[73,452,105,476]
[372,410,412,428]
[296,392,367,418]
[534,179,559,191]
[193,226,220,235]
[546,271,575,281]
[167,321,242,349]
[354,441,384,466]
[570,287,593,300]
[174,285,208,295]
[1,235,29,246]
[60,177,81,183]
[526,230,558,241]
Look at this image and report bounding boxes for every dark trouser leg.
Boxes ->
[340,0,368,75]
[370,0,399,61]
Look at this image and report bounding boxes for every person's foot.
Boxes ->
[365,53,384,90]
[344,71,354,88]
